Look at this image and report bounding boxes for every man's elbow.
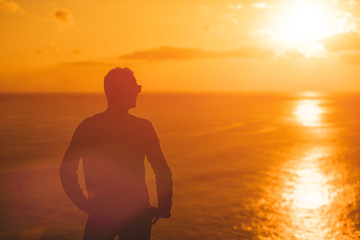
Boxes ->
[59,158,75,181]
[59,161,68,185]
[156,172,173,187]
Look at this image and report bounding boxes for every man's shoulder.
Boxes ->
[127,115,155,131]
[75,113,103,130]
[80,113,153,128]
[128,114,152,125]
[79,113,99,124]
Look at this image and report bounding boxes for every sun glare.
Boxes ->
[278,2,333,42]
[289,148,331,210]
[293,100,323,127]
[282,147,336,238]
[273,0,339,56]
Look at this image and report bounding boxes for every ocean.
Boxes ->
[1,93,360,240]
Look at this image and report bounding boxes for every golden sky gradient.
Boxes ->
[1,0,360,92]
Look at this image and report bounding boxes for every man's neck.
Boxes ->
[105,105,129,115]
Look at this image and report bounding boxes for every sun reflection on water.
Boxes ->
[289,149,331,210]
[253,95,360,239]
[283,147,335,239]
[280,97,359,239]
[285,99,336,238]
[293,99,323,126]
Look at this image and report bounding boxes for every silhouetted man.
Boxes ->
[60,67,173,240]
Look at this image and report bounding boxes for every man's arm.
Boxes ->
[145,122,173,218]
[59,122,89,213]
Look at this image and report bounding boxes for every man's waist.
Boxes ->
[87,194,150,215]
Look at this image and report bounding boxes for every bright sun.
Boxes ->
[273,0,340,56]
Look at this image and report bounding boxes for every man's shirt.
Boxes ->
[60,112,173,219]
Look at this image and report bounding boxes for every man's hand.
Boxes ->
[149,206,171,225]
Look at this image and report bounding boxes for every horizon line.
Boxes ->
[1,90,360,95]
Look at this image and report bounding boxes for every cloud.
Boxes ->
[228,4,243,9]
[322,32,360,52]
[219,13,239,23]
[35,46,83,56]
[282,49,306,59]
[251,2,272,8]
[71,49,82,55]
[59,61,107,66]
[53,9,73,25]
[252,28,275,37]
[118,46,275,60]
[199,5,211,15]
[339,52,360,64]
[35,50,45,54]
[35,45,62,55]
[227,46,275,58]
[349,0,358,7]
[203,24,211,30]
[221,13,235,19]
[0,0,21,12]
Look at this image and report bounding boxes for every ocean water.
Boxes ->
[1,93,360,240]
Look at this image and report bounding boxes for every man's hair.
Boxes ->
[104,67,136,99]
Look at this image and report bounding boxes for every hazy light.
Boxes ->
[290,150,330,209]
[272,0,339,56]
[283,147,335,238]
[278,2,332,42]
[300,91,321,98]
[293,100,323,127]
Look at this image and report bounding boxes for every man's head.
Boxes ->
[104,67,141,110]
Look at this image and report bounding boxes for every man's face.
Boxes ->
[109,84,141,110]
[126,84,141,108]
[127,88,139,109]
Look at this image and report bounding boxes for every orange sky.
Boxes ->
[1,0,360,92]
